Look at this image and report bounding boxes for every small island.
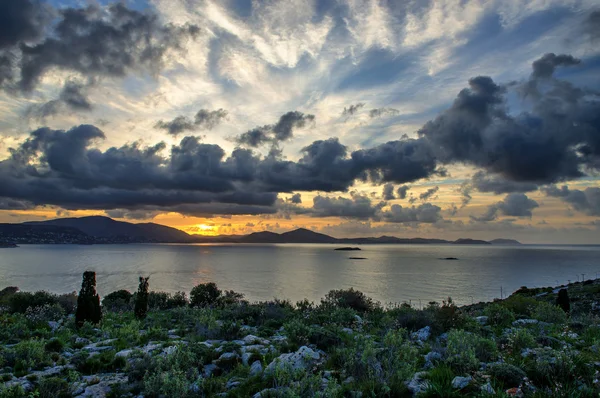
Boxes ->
[440,257,459,260]
[334,247,361,251]
[0,242,18,248]
[348,257,367,260]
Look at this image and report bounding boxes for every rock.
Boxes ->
[162,346,178,356]
[203,364,219,378]
[512,319,539,326]
[411,326,431,342]
[250,360,263,377]
[265,346,320,375]
[481,382,496,394]
[115,349,134,358]
[343,376,355,385]
[141,343,162,354]
[243,335,268,345]
[31,365,67,378]
[240,325,258,334]
[75,337,91,345]
[253,388,292,398]
[354,315,363,325]
[406,372,430,396]
[342,327,354,334]
[475,316,489,325]
[242,351,261,366]
[451,376,472,389]
[5,379,34,392]
[226,378,242,390]
[424,351,442,369]
[75,373,127,397]
[241,344,265,355]
[215,352,240,369]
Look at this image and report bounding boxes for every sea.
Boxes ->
[1,243,599,306]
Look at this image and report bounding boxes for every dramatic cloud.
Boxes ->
[369,108,400,118]
[543,185,600,216]
[472,193,539,222]
[397,185,410,200]
[311,194,385,220]
[418,55,600,183]
[1,2,199,91]
[382,183,395,200]
[584,11,600,41]
[470,171,539,194]
[289,193,302,204]
[154,116,197,136]
[342,103,365,117]
[155,109,228,136]
[381,203,442,224]
[237,111,315,147]
[26,80,93,119]
[419,186,439,201]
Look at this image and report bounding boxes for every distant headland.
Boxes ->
[0,216,521,246]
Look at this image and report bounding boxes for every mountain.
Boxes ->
[24,216,192,243]
[7,216,521,245]
[490,238,522,245]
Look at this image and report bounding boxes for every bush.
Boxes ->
[38,376,72,398]
[431,298,466,332]
[134,277,150,320]
[533,302,567,324]
[391,307,434,332]
[487,363,526,388]
[507,328,536,354]
[484,304,515,328]
[25,303,65,323]
[147,291,189,310]
[190,283,221,307]
[75,271,102,327]
[445,330,497,373]
[218,290,246,306]
[503,295,538,317]
[102,290,132,312]
[143,369,190,398]
[321,288,376,312]
[283,319,311,347]
[8,291,58,314]
[45,338,64,353]
[56,292,78,314]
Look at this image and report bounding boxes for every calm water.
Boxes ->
[1,244,599,306]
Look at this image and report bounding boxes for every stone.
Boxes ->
[241,344,265,355]
[354,315,363,324]
[451,376,472,389]
[475,316,489,325]
[242,352,260,366]
[115,349,134,358]
[215,352,240,368]
[75,337,91,345]
[253,388,292,398]
[48,321,61,331]
[265,346,320,375]
[406,372,430,396]
[423,351,442,369]
[203,364,219,378]
[250,360,263,377]
[4,379,34,392]
[226,378,242,390]
[481,382,496,394]
[411,326,431,342]
[243,335,269,345]
[512,319,539,326]
[342,327,354,334]
[75,373,127,397]
[162,346,178,356]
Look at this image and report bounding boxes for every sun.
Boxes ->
[188,224,218,236]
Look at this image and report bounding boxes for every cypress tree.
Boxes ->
[134,276,150,319]
[556,288,570,313]
[75,271,102,327]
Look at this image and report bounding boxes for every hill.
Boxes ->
[490,238,521,245]
[24,216,193,243]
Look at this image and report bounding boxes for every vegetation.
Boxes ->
[75,271,102,327]
[1,276,600,397]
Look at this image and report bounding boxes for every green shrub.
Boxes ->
[487,363,526,388]
[432,298,466,332]
[147,291,188,310]
[503,295,538,317]
[390,306,434,332]
[75,271,102,327]
[38,376,72,398]
[8,291,58,314]
[321,288,376,312]
[13,339,48,370]
[218,290,246,307]
[45,338,64,353]
[484,304,515,328]
[190,283,221,307]
[507,328,536,354]
[556,289,570,313]
[0,385,27,398]
[56,292,78,314]
[445,330,497,373]
[134,277,150,320]
[25,303,65,324]
[102,290,132,312]
[533,302,567,324]
[283,319,311,347]
[143,369,190,398]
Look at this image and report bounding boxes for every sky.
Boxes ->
[0,0,599,244]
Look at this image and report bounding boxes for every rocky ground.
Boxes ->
[1,280,600,397]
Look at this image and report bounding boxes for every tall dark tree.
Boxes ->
[75,271,102,327]
[556,288,570,314]
[134,276,150,319]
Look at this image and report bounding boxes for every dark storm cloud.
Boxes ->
[0,2,199,92]
[311,194,385,220]
[194,109,228,130]
[381,203,442,224]
[237,111,315,147]
[471,171,539,194]
[26,80,93,119]
[105,209,159,220]
[289,193,302,204]
[369,107,400,118]
[341,103,365,117]
[0,197,36,210]
[154,116,197,136]
[419,186,439,201]
[543,185,600,216]
[397,185,410,199]
[419,54,600,183]
[382,183,395,200]
[471,193,539,222]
